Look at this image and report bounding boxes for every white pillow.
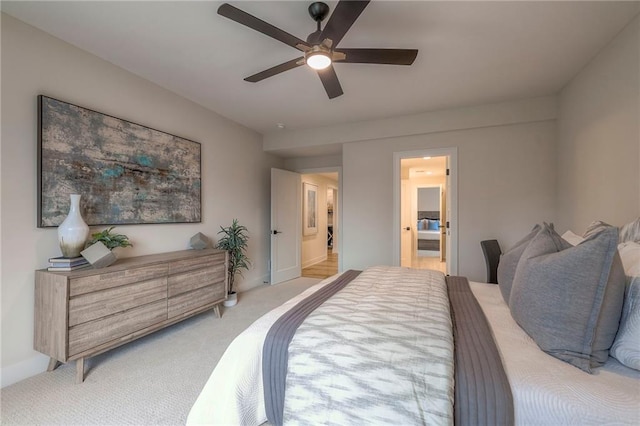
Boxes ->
[610,241,640,371]
[561,230,585,246]
[619,217,640,243]
[618,242,640,276]
[610,276,640,370]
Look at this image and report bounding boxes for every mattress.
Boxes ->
[469,281,640,425]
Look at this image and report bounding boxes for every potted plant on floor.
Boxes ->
[216,219,251,307]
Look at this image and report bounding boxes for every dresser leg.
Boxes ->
[47,357,60,372]
[76,357,85,384]
[214,304,221,318]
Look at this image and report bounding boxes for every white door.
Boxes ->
[439,184,446,262]
[445,158,452,274]
[270,168,301,284]
[400,179,412,267]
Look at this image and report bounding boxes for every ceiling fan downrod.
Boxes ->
[307,2,330,44]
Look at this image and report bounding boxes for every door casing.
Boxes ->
[393,148,458,275]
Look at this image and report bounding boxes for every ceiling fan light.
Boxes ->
[306,52,331,70]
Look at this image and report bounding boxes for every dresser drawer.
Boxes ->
[68,300,167,356]
[169,252,226,275]
[168,264,226,297]
[168,282,226,319]
[70,264,168,297]
[69,277,167,327]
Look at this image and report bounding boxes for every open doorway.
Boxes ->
[400,157,447,272]
[414,184,446,272]
[300,172,339,279]
[394,148,458,275]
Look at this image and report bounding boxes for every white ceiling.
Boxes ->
[3,1,639,142]
[403,156,447,179]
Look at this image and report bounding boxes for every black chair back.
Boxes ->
[480,239,502,284]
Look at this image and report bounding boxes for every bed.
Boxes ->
[187,223,640,426]
[417,210,441,255]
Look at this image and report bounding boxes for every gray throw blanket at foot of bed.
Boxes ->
[446,276,514,426]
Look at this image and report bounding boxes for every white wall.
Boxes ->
[343,119,557,282]
[265,96,556,153]
[283,154,341,171]
[557,15,640,233]
[276,98,558,282]
[0,14,282,386]
[275,97,558,281]
[301,174,337,267]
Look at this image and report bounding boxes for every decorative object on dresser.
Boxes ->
[81,226,132,268]
[80,242,115,269]
[34,249,228,383]
[47,255,90,272]
[57,194,90,258]
[37,95,201,227]
[215,219,250,307]
[190,232,210,250]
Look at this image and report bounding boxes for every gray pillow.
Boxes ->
[610,276,640,370]
[497,224,542,303]
[583,220,613,240]
[509,224,625,373]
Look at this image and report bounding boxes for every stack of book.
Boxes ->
[48,256,91,272]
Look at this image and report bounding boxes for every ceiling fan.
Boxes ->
[218,1,418,99]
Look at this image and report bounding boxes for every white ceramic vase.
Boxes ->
[58,194,90,258]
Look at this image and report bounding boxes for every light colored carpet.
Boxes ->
[1,277,321,425]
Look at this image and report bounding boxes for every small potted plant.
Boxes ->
[216,219,250,307]
[81,226,132,268]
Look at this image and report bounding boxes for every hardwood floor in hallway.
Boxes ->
[302,249,338,279]
[412,255,447,273]
[301,250,444,279]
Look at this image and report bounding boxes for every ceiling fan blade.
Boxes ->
[317,65,343,99]
[218,3,310,51]
[319,0,370,48]
[244,57,305,83]
[335,48,418,65]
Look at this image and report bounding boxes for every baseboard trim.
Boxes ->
[1,353,49,388]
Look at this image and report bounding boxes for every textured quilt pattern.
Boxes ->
[283,266,454,425]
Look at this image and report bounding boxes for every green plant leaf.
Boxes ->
[215,219,251,294]
[89,226,132,250]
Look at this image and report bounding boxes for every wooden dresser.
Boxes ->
[34,248,227,383]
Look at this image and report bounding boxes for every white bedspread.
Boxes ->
[187,275,334,426]
[470,281,640,425]
[417,229,440,240]
[283,266,453,425]
[187,267,452,426]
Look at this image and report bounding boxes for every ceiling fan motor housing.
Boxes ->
[308,2,330,23]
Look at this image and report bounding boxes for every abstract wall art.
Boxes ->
[37,95,201,227]
[303,182,318,236]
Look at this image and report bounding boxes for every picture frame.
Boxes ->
[37,95,201,227]
[303,182,318,236]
